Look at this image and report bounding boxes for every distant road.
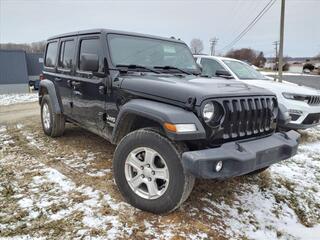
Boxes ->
[282,75,320,90]
[0,102,39,124]
[0,84,30,94]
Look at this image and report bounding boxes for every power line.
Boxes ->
[220,0,277,52]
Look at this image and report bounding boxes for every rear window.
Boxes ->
[58,40,75,69]
[79,38,100,69]
[45,42,58,67]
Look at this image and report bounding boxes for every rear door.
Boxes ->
[56,37,76,116]
[72,35,107,133]
[43,40,59,94]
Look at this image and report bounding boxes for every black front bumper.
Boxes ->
[182,130,300,179]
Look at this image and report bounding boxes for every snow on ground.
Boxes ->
[1,123,320,239]
[54,152,111,177]
[0,93,38,106]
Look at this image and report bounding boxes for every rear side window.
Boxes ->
[45,42,58,67]
[79,38,100,69]
[58,40,75,69]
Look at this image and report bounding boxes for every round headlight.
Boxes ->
[203,102,215,122]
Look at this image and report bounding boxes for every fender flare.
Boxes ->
[111,99,206,143]
[277,103,291,127]
[39,79,62,114]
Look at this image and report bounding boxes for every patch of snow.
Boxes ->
[18,127,44,150]
[55,152,111,177]
[44,168,76,192]
[18,198,33,208]
[0,93,38,106]
[205,127,320,239]
[0,125,14,150]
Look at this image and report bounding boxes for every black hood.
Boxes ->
[119,74,275,105]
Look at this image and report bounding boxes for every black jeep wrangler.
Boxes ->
[39,29,299,213]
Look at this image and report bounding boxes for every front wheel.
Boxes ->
[113,129,195,213]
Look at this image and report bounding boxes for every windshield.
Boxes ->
[107,34,198,73]
[223,60,268,80]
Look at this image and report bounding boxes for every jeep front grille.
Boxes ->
[211,96,277,143]
[307,96,320,105]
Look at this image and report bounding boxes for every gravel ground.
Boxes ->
[0,102,320,239]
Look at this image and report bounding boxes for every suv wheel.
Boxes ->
[113,128,195,213]
[41,95,65,137]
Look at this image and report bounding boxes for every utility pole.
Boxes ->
[278,0,286,82]
[272,41,279,81]
[210,38,218,56]
[273,41,279,61]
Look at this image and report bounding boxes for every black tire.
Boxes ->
[246,167,269,176]
[113,128,195,214]
[41,95,65,137]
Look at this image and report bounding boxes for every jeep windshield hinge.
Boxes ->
[185,96,196,110]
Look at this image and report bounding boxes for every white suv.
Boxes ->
[194,55,320,130]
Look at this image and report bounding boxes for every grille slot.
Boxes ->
[220,96,276,140]
[308,96,320,105]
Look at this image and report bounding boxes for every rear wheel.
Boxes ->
[113,128,194,213]
[41,95,65,137]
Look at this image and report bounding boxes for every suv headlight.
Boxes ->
[282,92,309,103]
[202,101,224,126]
[203,102,215,122]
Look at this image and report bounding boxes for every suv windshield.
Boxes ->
[107,34,198,73]
[223,60,268,80]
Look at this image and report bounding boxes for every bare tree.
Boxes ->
[225,48,257,64]
[190,38,204,54]
[0,41,46,53]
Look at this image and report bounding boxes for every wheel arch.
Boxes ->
[111,99,206,144]
[39,79,62,114]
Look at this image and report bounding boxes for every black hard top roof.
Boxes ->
[47,28,183,44]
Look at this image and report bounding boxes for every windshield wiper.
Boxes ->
[116,64,161,74]
[154,65,192,75]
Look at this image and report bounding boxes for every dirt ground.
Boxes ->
[1,103,320,239]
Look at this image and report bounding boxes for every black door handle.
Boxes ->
[71,81,81,87]
[54,77,62,81]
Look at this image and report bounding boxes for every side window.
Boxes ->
[200,58,225,77]
[78,38,100,70]
[45,42,58,67]
[58,40,75,69]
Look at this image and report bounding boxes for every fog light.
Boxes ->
[215,161,223,172]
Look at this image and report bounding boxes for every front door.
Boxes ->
[72,35,107,134]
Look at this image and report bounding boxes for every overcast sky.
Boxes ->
[0,0,319,57]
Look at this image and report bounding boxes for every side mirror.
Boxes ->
[197,63,203,72]
[80,53,99,72]
[215,69,233,79]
